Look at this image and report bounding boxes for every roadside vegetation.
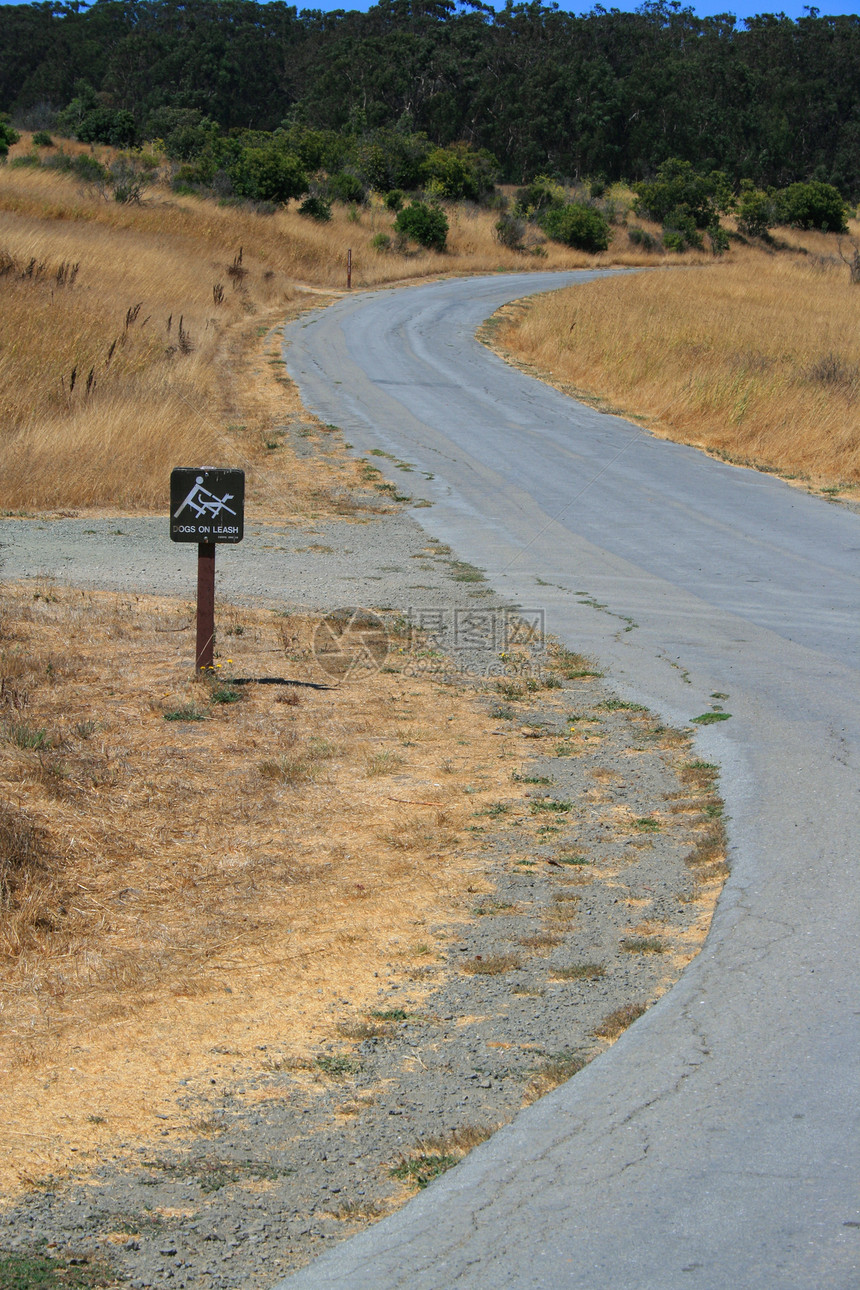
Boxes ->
[0,136,678,513]
[2,132,857,511]
[486,220,860,493]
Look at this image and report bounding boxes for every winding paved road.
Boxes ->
[276,271,860,1289]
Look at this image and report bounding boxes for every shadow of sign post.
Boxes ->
[170,467,245,671]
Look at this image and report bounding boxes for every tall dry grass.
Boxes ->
[491,228,860,488]
[0,147,662,512]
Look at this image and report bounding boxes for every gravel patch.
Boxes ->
[0,509,717,1288]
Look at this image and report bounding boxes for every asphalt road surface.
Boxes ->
[275,271,860,1290]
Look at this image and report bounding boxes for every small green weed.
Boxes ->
[3,722,51,749]
[476,801,511,818]
[390,1126,491,1190]
[632,817,660,832]
[552,647,601,679]
[0,1249,115,1288]
[620,936,665,954]
[550,962,605,980]
[140,1156,289,1194]
[315,1054,361,1078]
[461,953,522,975]
[599,699,647,712]
[163,704,206,722]
[209,684,241,705]
[448,560,485,583]
[472,900,514,915]
[691,712,732,724]
[530,798,572,814]
[390,1153,458,1189]
[365,750,404,777]
[496,679,525,700]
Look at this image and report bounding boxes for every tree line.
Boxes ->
[1,0,859,198]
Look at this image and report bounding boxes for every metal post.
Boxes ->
[196,541,216,670]
[347,248,352,290]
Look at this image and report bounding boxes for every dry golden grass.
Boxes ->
[0,581,729,1194]
[0,144,652,516]
[0,581,535,1193]
[488,222,860,491]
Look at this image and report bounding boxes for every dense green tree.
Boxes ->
[1,0,859,198]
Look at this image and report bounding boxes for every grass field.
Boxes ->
[0,138,674,514]
[3,136,858,507]
[487,225,860,493]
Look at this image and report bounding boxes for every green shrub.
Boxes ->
[327,170,365,204]
[773,180,847,232]
[514,174,565,217]
[0,118,20,159]
[62,105,136,147]
[661,205,703,251]
[494,212,526,250]
[384,188,405,212]
[394,201,448,251]
[299,193,331,221]
[144,107,218,161]
[69,153,109,186]
[371,232,391,252]
[627,225,660,252]
[421,142,498,201]
[736,180,774,238]
[661,231,687,253]
[635,158,732,229]
[31,130,53,148]
[708,220,730,255]
[230,146,308,204]
[540,202,610,252]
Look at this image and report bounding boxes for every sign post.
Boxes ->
[170,467,245,671]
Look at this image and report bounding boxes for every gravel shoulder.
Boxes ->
[0,505,723,1289]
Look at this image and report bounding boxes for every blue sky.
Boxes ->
[0,0,856,15]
